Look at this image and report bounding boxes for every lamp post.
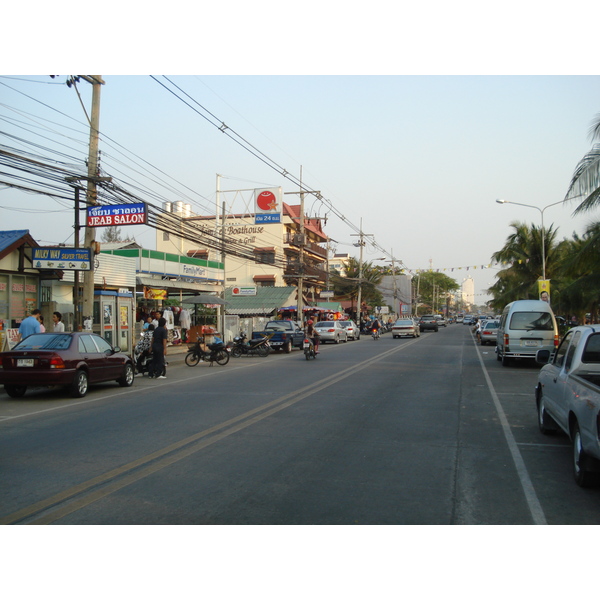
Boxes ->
[495,198,565,282]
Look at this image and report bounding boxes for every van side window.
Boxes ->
[554,331,573,368]
[564,331,581,372]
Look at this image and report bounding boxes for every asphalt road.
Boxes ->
[1,325,599,525]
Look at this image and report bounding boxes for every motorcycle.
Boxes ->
[230,332,272,358]
[372,328,380,340]
[303,337,317,360]
[185,337,230,366]
[134,331,166,376]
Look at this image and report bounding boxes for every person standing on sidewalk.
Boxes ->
[148,317,168,379]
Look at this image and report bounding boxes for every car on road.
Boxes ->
[418,315,439,332]
[340,320,360,340]
[0,332,135,398]
[463,315,474,325]
[435,315,447,327]
[392,318,420,338]
[314,321,348,344]
[479,320,499,345]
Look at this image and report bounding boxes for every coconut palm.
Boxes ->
[564,113,600,214]
[488,221,561,308]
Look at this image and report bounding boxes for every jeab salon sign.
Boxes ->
[87,203,147,227]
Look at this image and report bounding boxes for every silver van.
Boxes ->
[496,299,558,366]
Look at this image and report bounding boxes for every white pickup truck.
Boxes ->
[535,325,600,487]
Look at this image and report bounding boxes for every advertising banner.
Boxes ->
[144,287,168,300]
[254,188,282,224]
[32,247,92,271]
[538,279,551,304]
[87,203,147,227]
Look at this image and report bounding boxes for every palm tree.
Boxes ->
[488,221,561,308]
[329,257,384,316]
[564,113,600,214]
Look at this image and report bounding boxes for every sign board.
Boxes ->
[231,286,257,296]
[87,203,147,227]
[33,247,92,271]
[254,188,281,224]
[320,290,335,298]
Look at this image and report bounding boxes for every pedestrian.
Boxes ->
[52,311,65,332]
[38,315,46,332]
[148,317,168,379]
[18,308,41,342]
[143,316,152,330]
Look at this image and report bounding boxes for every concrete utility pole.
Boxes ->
[81,76,104,330]
[351,220,373,326]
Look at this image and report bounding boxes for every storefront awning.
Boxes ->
[136,276,220,294]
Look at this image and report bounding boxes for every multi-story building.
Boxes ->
[155,201,328,298]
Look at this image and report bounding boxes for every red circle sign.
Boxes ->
[257,191,277,211]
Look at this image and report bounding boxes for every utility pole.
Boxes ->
[351,219,373,327]
[78,76,104,330]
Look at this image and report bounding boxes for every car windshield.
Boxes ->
[509,312,554,331]
[340,322,353,328]
[395,320,413,325]
[13,333,72,351]
[484,322,499,330]
[316,322,332,327]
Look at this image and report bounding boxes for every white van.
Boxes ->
[496,299,558,366]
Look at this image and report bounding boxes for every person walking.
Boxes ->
[52,311,65,332]
[18,308,41,342]
[148,317,168,379]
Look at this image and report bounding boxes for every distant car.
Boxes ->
[418,315,439,332]
[392,318,420,338]
[463,315,474,325]
[340,320,360,340]
[0,332,134,398]
[456,316,464,323]
[479,320,499,345]
[314,321,348,344]
[435,315,447,327]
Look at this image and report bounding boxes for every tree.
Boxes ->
[100,225,123,243]
[413,271,459,315]
[488,221,562,310]
[564,113,600,215]
[329,257,384,316]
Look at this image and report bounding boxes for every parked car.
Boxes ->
[496,299,558,366]
[0,332,134,398]
[535,325,600,487]
[340,320,360,340]
[314,321,348,344]
[463,315,474,325]
[418,315,439,332]
[392,318,420,338]
[435,315,447,327]
[479,320,499,345]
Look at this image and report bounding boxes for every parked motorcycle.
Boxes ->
[185,337,230,366]
[230,332,272,358]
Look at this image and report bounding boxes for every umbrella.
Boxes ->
[183,294,228,305]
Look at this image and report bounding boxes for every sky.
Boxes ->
[2,74,599,304]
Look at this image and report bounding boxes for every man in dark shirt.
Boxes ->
[148,317,168,379]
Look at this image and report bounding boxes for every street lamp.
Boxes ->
[495,198,565,282]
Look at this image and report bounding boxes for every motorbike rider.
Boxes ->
[371,318,381,335]
[306,319,320,354]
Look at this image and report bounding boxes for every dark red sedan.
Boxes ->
[0,332,134,398]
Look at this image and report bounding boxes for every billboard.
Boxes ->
[254,188,282,224]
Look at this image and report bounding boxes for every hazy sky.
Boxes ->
[2,74,599,302]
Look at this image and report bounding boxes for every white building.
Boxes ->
[461,277,475,308]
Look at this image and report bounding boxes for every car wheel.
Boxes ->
[501,354,511,367]
[71,369,89,398]
[572,422,600,487]
[343,334,348,343]
[284,340,292,354]
[335,335,340,344]
[4,384,27,398]
[537,394,558,435]
[118,363,134,387]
